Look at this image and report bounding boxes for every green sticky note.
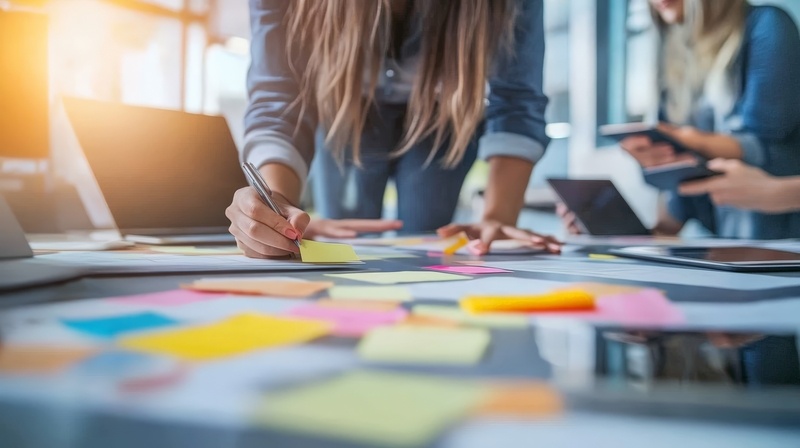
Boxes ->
[256,370,486,447]
[357,326,490,365]
[326,271,469,285]
[413,305,528,328]
[328,286,412,302]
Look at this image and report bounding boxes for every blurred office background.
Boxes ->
[1,0,798,235]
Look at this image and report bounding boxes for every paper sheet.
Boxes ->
[413,305,528,328]
[149,246,243,256]
[328,286,412,302]
[358,326,490,365]
[425,265,512,275]
[110,289,225,307]
[299,240,360,263]
[185,280,333,298]
[256,370,487,447]
[62,312,177,338]
[119,314,330,361]
[482,259,800,291]
[288,305,407,337]
[326,271,470,285]
[0,345,96,374]
[407,277,567,302]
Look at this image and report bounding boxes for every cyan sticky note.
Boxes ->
[62,312,177,339]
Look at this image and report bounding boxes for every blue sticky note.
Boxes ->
[74,351,155,376]
[62,312,177,338]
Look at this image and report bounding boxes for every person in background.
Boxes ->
[680,158,800,213]
[617,0,800,239]
[227,0,561,258]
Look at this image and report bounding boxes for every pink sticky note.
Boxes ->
[110,290,224,307]
[425,265,511,275]
[595,289,684,325]
[288,305,408,337]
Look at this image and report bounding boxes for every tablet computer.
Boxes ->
[599,122,693,154]
[547,178,651,236]
[611,246,800,272]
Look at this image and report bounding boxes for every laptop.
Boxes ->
[0,197,85,292]
[547,178,651,236]
[63,98,247,245]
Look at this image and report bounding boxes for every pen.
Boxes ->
[242,162,301,247]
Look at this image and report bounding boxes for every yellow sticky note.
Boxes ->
[326,271,469,285]
[185,280,333,298]
[461,289,595,313]
[299,240,360,263]
[443,232,470,255]
[412,305,528,328]
[328,286,412,302]
[119,314,330,361]
[357,326,490,365]
[588,253,619,261]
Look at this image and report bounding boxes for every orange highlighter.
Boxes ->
[461,289,595,314]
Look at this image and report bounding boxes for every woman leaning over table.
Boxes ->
[226,0,561,258]
[562,0,800,238]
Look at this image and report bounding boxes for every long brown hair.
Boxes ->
[651,0,748,124]
[286,0,516,167]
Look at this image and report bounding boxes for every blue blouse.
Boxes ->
[666,5,800,239]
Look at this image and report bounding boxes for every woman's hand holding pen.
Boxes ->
[226,186,308,259]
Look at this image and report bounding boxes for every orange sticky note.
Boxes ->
[0,345,96,375]
[475,382,563,418]
[184,280,333,298]
[443,233,470,255]
[399,314,460,328]
[461,289,595,313]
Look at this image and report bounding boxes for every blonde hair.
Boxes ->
[286,0,516,167]
[651,0,748,125]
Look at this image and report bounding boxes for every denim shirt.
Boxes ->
[243,0,550,186]
[665,5,800,239]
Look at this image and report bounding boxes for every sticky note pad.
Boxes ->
[256,370,487,447]
[326,271,469,285]
[413,305,528,328]
[119,314,330,361]
[0,345,96,375]
[358,326,490,365]
[328,286,412,302]
[476,382,563,418]
[185,280,333,298]
[62,312,177,338]
[289,305,407,337]
[461,289,595,313]
[299,240,360,263]
[425,265,511,275]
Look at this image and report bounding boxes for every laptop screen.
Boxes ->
[0,196,34,260]
[63,98,247,235]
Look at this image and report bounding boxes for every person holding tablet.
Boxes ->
[227,0,561,258]
[618,0,800,239]
[680,159,800,214]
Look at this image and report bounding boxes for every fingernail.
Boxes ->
[285,229,299,240]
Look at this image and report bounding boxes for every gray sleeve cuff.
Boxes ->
[733,132,766,167]
[478,132,546,164]
[242,132,310,186]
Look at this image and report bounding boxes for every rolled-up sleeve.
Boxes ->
[243,0,317,185]
[480,0,550,163]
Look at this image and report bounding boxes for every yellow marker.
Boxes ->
[461,289,595,314]
[443,234,469,255]
[588,253,619,260]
